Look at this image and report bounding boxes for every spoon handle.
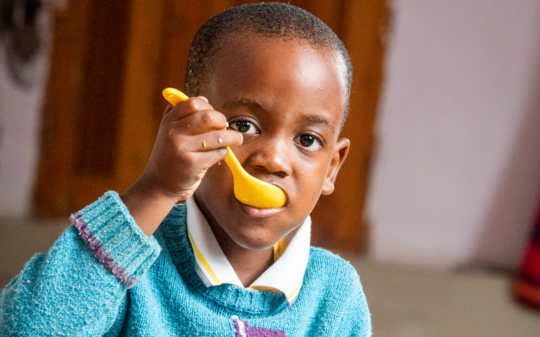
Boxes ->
[163,88,189,106]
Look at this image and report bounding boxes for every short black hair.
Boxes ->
[184,2,353,127]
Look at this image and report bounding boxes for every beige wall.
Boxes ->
[368,0,540,270]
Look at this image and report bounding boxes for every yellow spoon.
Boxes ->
[163,88,287,208]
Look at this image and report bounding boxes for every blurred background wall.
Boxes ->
[367,0,540,271]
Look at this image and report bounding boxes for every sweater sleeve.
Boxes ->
[0,191,161,336]
[338,264,372,337]
[349,287,372,336]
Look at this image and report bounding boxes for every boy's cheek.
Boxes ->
[201,163,234,191]
[204,164,224,180]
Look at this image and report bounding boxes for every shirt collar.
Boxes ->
[186,197,311,305]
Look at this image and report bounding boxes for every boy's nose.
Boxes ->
[247,141,292,179]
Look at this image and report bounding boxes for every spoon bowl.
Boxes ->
[162,88,287,208]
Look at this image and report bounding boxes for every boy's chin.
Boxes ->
[230,231,281,251]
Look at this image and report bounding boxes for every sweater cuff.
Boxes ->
[70,191,162,288]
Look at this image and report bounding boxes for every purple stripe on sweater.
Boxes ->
[70,213,137,288]
[233,317,244,337]
[246,326,287,337]
[232,316,286,337]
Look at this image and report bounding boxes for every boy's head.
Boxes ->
[184,2,353,128]
[190,3,351,251]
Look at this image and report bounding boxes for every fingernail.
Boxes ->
[239,133,243,143]
[225,122,229,128]
[199,96,209,103]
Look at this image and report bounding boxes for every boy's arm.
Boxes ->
[119,97,242,237]
[0,192,160,336]
[0,96,241,335]
[347,289,372,336]
[337,266,372,337]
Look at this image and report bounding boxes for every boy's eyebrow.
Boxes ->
[223,97,334,129]
[222,98,266,111]
[301,115,333,129]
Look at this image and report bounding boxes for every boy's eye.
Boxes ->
[298,134,322,150]
[229,120,258,134]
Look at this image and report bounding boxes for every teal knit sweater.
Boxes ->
[0,192,371,336]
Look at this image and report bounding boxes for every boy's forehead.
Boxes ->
[205,34,346,128]
[212,33,347,89]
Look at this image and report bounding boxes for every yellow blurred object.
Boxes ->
[162,88,287,208]
[163,88,189,106]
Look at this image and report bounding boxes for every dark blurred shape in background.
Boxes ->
[2,0,44,87]
[514,200,540,311]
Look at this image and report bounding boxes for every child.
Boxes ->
[0,3,371,336]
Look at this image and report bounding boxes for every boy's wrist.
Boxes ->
[120,179,179,237]
[127,175,185,205]
[122,180,171,207]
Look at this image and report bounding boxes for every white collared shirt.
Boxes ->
[186,197,311,305]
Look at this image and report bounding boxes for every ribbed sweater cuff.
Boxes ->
[70,191,162,288]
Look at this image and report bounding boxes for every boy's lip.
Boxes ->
[237,199,285,218]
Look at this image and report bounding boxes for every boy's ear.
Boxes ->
[322,138,350,195]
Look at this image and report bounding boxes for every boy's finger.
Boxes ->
[178,132,242,172]
[162,97,214,122]
[184,130,243,152]
[174,109,228,135]
[163,104,174,116]
[189,146,231,171]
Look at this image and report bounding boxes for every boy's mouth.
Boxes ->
[237,200,285,218]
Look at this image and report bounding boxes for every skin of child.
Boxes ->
[121,33,350,286]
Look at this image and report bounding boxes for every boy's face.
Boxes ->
[194,34,350,250]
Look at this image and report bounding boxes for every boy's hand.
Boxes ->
[121,97,243,236]
[143,97,242,202]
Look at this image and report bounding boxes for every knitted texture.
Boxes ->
[0,192,371,336]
